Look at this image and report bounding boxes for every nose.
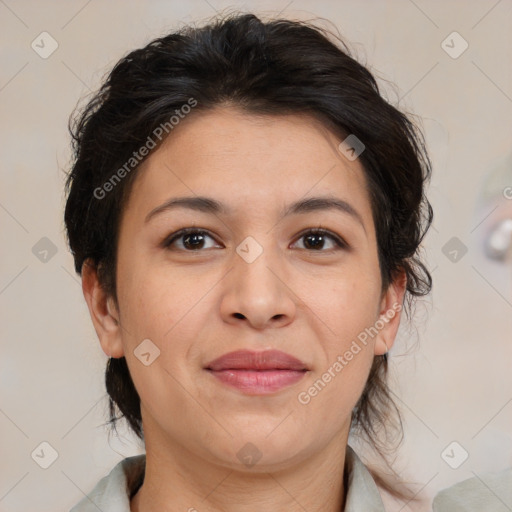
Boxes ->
[219,242,296,330]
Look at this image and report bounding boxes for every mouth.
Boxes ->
[205,349,309,395]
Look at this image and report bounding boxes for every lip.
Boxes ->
[205,349,308,371]
[205,350,309,395]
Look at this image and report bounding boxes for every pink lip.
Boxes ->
[205,349,309,395]
[206,349,308,371]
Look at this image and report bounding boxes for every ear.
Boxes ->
[374,268,407,356]
[81,259,125,358]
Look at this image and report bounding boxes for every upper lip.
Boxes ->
[205,349,308,371]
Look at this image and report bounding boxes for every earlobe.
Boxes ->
[374,269,407,356]
[81,259,125,359]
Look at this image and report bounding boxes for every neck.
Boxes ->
[130,428,349,512]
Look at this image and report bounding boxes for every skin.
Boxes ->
[82,106,406,512]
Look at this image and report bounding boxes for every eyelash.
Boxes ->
[162,227,348,252]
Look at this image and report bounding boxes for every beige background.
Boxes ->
[1,1,511,510]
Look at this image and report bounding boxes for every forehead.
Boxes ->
[124,107,373,227]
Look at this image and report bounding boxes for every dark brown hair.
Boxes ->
[64,11,433,503]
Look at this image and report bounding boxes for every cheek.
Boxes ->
[314,265,381,343]
[116,260,212,378]
[301,266,380,403]
[116,249,186,337]
[297,299,377,428]
[117,266,206,414]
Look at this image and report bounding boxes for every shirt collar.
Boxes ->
[344,444,386,511]
[70,445,385,511]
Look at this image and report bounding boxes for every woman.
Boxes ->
[64,11,433,511]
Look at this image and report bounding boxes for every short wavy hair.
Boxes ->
[64,11,433,502]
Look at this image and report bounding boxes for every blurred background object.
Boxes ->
[482,153,512,262]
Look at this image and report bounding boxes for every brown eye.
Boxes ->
[292,229,348,251]
[163,228,221,251]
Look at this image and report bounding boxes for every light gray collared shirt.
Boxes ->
[70,444,386,511]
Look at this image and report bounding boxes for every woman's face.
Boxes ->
[88,106,405,470]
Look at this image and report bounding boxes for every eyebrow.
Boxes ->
[145,195,366,233]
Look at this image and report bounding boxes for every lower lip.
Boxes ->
[207,369,307,395]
